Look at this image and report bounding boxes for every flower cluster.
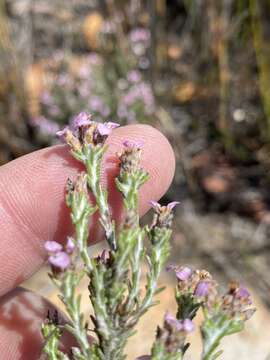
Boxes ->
[44,238,75,271]
[41,114,254,360]
[129,27,151,69]
[30,25,155,141]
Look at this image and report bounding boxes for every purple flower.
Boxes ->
[165,313,195,333]
[165,312,182,331]
[48,251,71,271]
[66,237,75,254]
[31,116,60,136]
[71,112,92,130]
[175,266,192,281]
[130,28,150,43]
[127,70,142,83]
[236,286,252,305]
[123,139,144,149]
[194,281,210,297]
[56,127,69,142]
[149,200,160,210]
[45,241,63,253]
[135,356,151,360]
[167,201,180,210]
[97,122,120,136]
[150,200,180,211]
[182,318,195,333]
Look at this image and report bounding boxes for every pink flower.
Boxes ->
[150,201,180,211]
[194,281,210,297]
[127,70,142,83]
[175,266,192,281]
[164,312,195,333]
[167,201,180,210]
[66,237,75,254]
[97,122,120,136]
[56,127,69,142]
[48,251,71,271]
[122,139,144,148]
[182,318,195,333]
[71,112,92,130]
[44,241,63,253]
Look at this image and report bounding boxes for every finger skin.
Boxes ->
[0,124,175,296]
[0,287,77,360]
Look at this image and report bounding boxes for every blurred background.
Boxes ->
[1,0,270,358]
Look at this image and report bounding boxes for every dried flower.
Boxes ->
[150,200,180,228]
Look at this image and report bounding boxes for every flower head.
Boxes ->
[175,266,192,281]
[48,251,71,271]
[164,312,195,333]
[122,139,144,149]
[150,200,180,228]
[45,241,63,253]
[56,127,69,142]
[194,281,210,297]
[71,112,92,131]
[182,318,195,333]
[66,237,75,254]
[97,122,120,136]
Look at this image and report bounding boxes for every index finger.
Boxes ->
[0,124,175,296]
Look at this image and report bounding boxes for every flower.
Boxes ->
[127,70,142,83]
[48,251,71,271]
[194,281,210,297]
[66,237,75,254]
[175,266,192,281]
[97,122,120,136]
[167,201,180,210]
[182,318,195,333]
[31,116,60,136]
[164,312,182,331]
[123,139,144,148]
[56,127,69,142]
[236,286,251,301]
[164,312,195,333]
[150,201,180,211]
[45,241,63,253]
[71,112,92,130]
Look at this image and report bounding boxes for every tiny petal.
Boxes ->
[45,241,63,253]
[49,252,71,270]
[176,266,192,281]
[97,123,111,136]
[72,112,92,130]
[167,201,180,210]
[149,200,161,209]
[100,249,109,262]
[105,122,120,129]
[56,127,69,141]
[236,286,250,299]
[194,281,210,297]
[123,139,144,148]
[66,237,75,254]
[164,312,182,331]
[182,319,195,333]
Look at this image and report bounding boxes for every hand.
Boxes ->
[0,124,175,359]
